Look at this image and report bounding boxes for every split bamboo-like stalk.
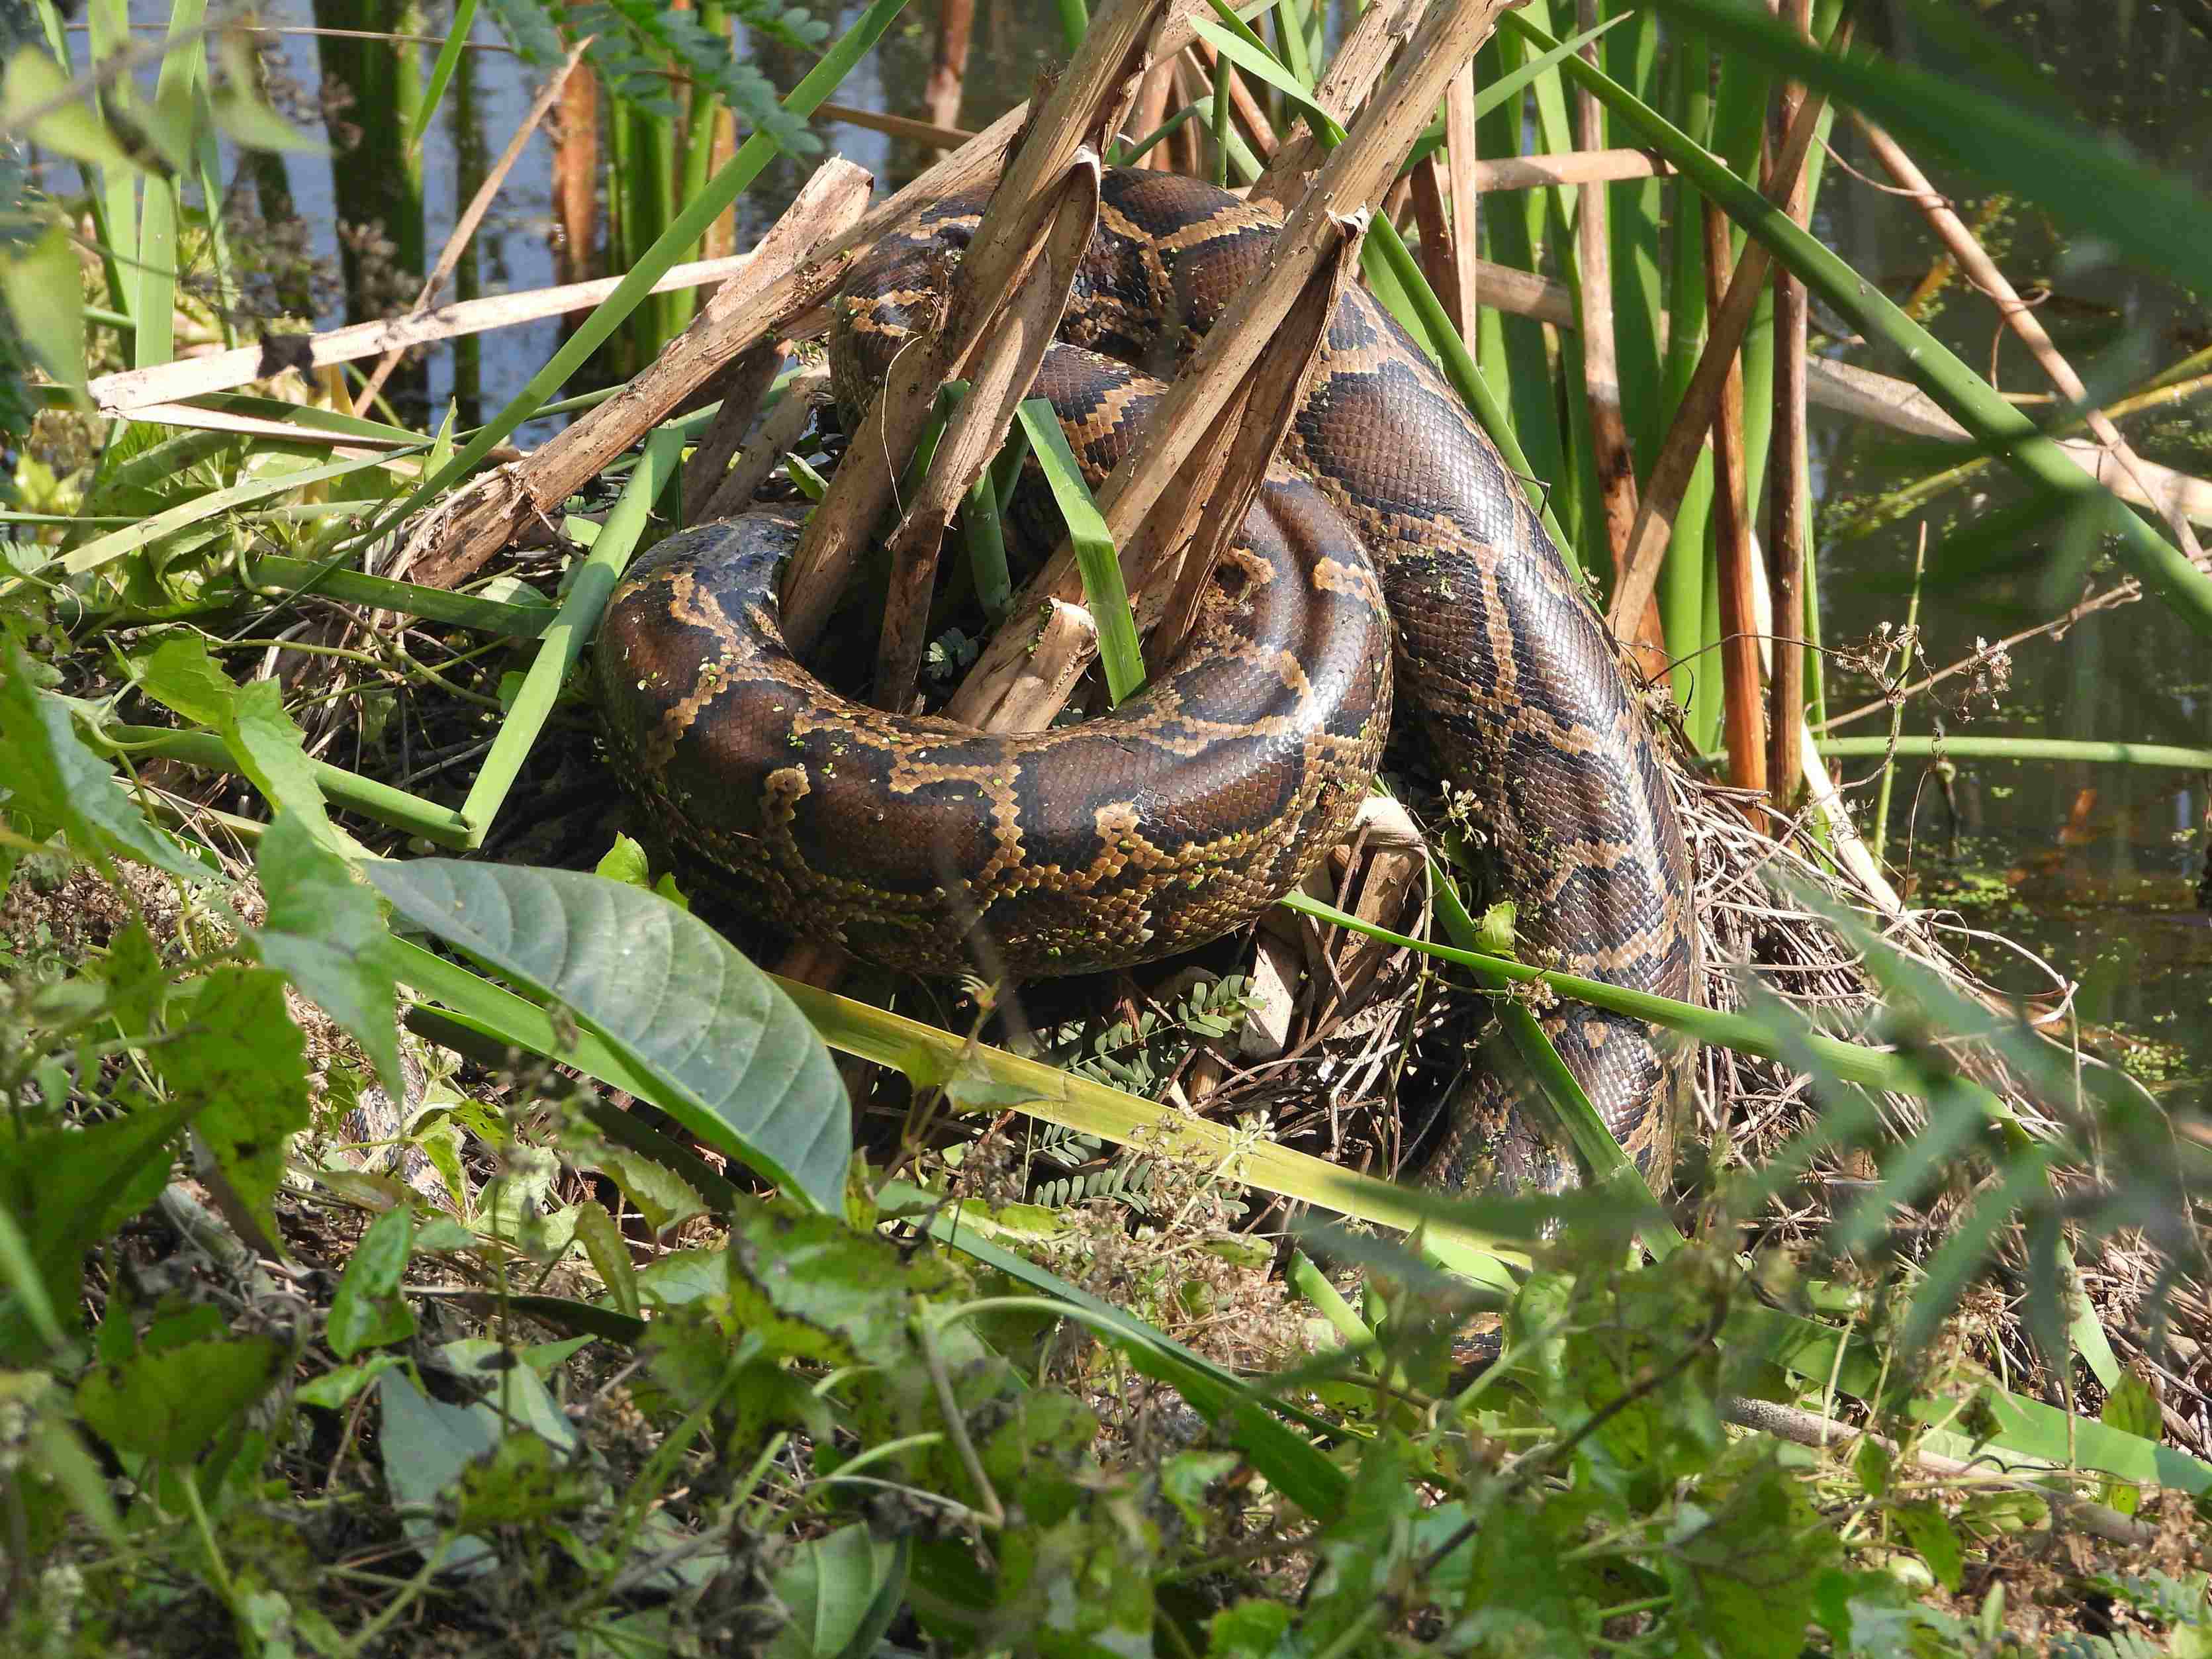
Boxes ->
[1765,0,1813,814]
[678,341,783,514]
[694,366,831,525]
[1148,206,1368,670]
[872,158,1105,708]
[1704,196,1767,804]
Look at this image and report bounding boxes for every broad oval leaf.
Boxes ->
[365,860,849,1213]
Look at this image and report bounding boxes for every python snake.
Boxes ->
[593,168,1699,1194]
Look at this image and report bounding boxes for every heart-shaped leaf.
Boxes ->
[365,861,849,1213]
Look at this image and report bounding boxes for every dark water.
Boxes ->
[92,0,2212,1086]
[1808,3,2212,1090]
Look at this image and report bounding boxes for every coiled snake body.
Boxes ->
[594,169,1698,1193]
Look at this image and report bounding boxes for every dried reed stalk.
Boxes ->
[1148,206,1367,669]
[1248,0,1425,210]
[694,366,831,525]
[1572,0,1661,679]
[552,48,598,288]
[1765,0,1814,813]
[1704,197,1768,804]
[678,342,783,514]
[1853,114,2207,563]
[874,157,1104,708]
[1130,57,1175,167]
[86,254,767,417]
[776,0,1177,653]
[943,0,1518,730]
[925,0,976,145]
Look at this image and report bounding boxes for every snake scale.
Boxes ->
[593,169,1699,1194]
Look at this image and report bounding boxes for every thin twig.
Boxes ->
[1852,113,2205,563]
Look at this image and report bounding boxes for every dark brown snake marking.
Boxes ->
[594,170,1699,1195]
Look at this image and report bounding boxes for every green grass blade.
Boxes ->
[458,428,682,842]
[28,447,427,587]
[244,553,555,639]
[132,0,207,370]
[771,974,1528,1294]
[1276,888,1996,1112]
[1817,736,2212,771]
[407,0,480,158]
[1054,0,1087,55]
[1428,851,1685,1259]
[97,726,471,845]
[885,1180,1356,1519]
[1013,399,1143,704]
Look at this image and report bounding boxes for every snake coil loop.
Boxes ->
[594,169,1699,1195]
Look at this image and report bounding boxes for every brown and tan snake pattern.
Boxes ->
[594,169,1698,1194]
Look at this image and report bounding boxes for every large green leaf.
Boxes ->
[766,1523,909,1659]
[364,861,850,1213]
[0,640,206,882]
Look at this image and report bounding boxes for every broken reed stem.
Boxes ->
[1248,0,1424,211]
[872,158,1105,709]
[86,254,774,418]
[1151,209,1368,672]
[1765,0,1814,815]
[1704,195,1768,806]
[1171,52,1209,175]
[1130,56,1175,169]
[777,0,1174,655]
[1440,64,1481,338]
[1603,22,1844,642]
[678,342,782,516]
[943,0,1518,733]
[1403,99,1492,344]
[696,367,831,524]
[1571,0,1667,678]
